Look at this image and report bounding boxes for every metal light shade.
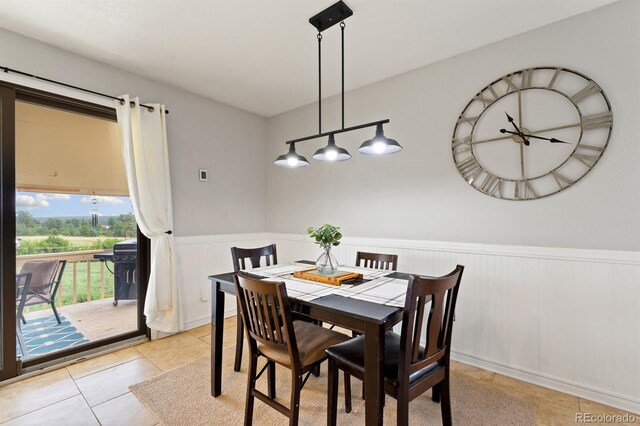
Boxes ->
[358,123,402,155]
[273,143,310,168]
[312,134,351,162]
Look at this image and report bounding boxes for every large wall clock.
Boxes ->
[451,67,612,200]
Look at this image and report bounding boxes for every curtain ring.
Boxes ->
[165,230,172,235]
[147,106,155,113]
[119,99,126,105]
[129,101,136,108]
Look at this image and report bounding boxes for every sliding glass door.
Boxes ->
[1,82,149,380]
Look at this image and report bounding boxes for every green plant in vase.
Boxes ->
[307,224,342,275]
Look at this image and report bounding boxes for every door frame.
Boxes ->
[0,81,150,378]
[0,85,17,380]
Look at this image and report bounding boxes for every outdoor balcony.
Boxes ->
[17,250,137,359]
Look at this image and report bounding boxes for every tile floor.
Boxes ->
[1,316,638,425]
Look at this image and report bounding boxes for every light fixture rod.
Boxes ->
[341,21,345,130]
[318,33,322,134]
[285,119,389,145]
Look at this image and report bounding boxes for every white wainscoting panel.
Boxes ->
[268,233,640,414]
[174,233,269,329]
[175,232,640,414]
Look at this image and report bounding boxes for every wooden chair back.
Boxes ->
[234,273,300,369]
[355,251,398,271]
[231,244,278,272]
[398,265,464,382]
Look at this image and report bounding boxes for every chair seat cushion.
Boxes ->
[325,331,441,386]
[258,320,348,368]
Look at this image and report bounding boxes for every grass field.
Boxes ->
[19,235,111,246]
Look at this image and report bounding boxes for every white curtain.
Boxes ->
[115,95,183,333]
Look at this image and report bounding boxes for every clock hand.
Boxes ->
[499,129,571,144]
[505,112,530,146]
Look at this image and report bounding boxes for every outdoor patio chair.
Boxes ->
[16,272,32,357]
[18,260,67,325]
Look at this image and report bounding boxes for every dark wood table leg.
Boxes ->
[211,280,225,397]
[364,321,385,426]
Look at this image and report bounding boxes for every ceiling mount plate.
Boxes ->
[309,1,353,32]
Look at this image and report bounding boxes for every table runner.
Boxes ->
[242,263,310,277]
[335,277,408,307]
[261,276,343,302]
[247,263,409,308]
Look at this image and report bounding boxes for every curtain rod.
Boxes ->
[1,66,169,114]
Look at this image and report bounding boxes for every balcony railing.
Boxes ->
[17,249,114,309]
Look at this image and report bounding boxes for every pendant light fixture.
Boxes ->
[313,134,351,161]
[273,143,310,168]
[358,123,403,155]
[273,1,401,168]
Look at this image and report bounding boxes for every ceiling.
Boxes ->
[0,0,618,117]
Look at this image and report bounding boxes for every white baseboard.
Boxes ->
[181,309,238,333]
[453,351,640,415]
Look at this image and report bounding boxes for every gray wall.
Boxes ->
[0,28,267,237]
[267,0,640,251]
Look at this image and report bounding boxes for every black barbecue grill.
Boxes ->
[94,239,138,306]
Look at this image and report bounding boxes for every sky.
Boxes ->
[16,192,133,218]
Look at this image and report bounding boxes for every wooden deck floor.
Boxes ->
[24,298,137,341]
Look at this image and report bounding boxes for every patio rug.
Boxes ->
[17,315,88,358]
[130,355,536,425]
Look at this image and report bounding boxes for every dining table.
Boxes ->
[208,261,412,426]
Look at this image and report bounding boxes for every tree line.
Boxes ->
[17,211,137,238]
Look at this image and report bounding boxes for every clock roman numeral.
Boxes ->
[572,152,600,168]
[487,85,500,100]
[502,75,520,93]
[519,69,533,89]
[525,180,537,199]
[582,111,612,130]
[474,85,501,107]
[457,157,482,183]
[474,93,495,106]
[456,115,479,126]
[576,143,605,153]
[479,174,500,195]
[514,180,536,200]
[452,135,472,153]
[547,68,562,89]
[551,171,574,190]
[570,81,601,103]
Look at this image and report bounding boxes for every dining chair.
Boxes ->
[325,265,464,426]
[16,272,33,357]
[355,251,398,271]
[235,273,349,426]
[351,251,400,397]
[231,244,278,372]
[18,260,67,325]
